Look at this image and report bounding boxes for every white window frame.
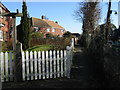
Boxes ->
[52,28,55,32]
[61,29,65,33]
[0,30,3,41]
[47,28,50,32]
[34,27,39,32]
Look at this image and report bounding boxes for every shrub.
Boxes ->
[2,39,13,52]
[31,32,44,38]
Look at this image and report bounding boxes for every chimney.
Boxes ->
[55,21,58,24]
[41,15,45,19]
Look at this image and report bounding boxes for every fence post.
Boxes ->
[14,42,22,82]
[66,46,72,78]
[70,38,74,49]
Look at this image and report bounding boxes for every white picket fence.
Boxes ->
[22,49,73,81]
[0,52,14,82]
[0,38,74,82]
[0,48,73,82]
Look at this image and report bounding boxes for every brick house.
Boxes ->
[31,16,66,38]
[0,2,12,51]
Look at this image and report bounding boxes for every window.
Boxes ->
[34,27,39,32]
[61,29,65,33]
[0,30,3,41]
[47,28,50,32]
[52,28,55,32]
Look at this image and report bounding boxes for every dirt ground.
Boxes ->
[2,45,99,89]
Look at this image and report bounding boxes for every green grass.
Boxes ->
[27,45,55,51]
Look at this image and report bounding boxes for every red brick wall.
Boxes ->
[0,9,11,41]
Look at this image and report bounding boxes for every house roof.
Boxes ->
[31,17,65,29]
[31,17,50,28]
[43,19,64,29]
[0,2,10,12]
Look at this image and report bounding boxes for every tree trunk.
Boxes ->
[105,0,111,42]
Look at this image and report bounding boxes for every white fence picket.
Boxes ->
[9,52,13,81]
[22,51,25,81]
[26,51,30,80]
[49,50,53,78]
[53,50,56,78]
[30,51,34,80]
[34,51,38,80]
[42,51,45,79]
[64,50,67,77]
[60,50,63,77]
[5,52,8,81]
[46,51,49,79]
[38,51,41,79]
[1,52,4,82]
[57,50,60,77]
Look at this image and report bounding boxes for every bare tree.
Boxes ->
[105,0,111,42]
[74,0,101,47]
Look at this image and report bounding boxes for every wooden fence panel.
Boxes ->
[0,47,73,82]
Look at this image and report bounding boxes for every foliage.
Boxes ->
[2,40,13,52]
[31,32,44,38]
[46,33,55,38]
[30,37,71,50]
[17,1,31,50]
[45,33,60,39]
[63,31,72,38]
[110,28,120,42]
[30,38,46,47]
[2,41,7,51]
[74,1,101,47]
[87,25,120,87]
[104,45,120,87]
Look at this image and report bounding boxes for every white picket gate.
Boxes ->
[0,48,73,82]
[22,50,72,81]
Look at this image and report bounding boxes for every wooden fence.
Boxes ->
[0,52,14,82]
[0,38,74,82]
[0,48,73,82]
